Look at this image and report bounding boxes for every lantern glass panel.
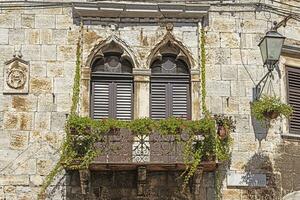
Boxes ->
[266,36,284,63]
[259,38,267,64]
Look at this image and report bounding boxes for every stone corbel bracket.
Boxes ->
[193,167,204,198]
[3,55,30,94]
[137,166,147,197]
[79,169,91,196]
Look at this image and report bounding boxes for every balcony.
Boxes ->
[64,116,230,173]
[87,130,217,171]
[59,116,233,198]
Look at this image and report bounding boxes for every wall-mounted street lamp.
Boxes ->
[253,17,292,100]
[258,30,285,70]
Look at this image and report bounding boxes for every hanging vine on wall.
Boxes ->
[201,28,207,115]
[70,40,82,115]
[38,25,83,199]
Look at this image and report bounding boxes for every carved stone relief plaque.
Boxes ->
[3,55,29,94]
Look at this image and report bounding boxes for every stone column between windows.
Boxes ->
[80,67,91,117]
[133,69,151,119]
[191,69,201,120]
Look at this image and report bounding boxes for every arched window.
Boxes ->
[91,42,133,120]
[150,44,191,119]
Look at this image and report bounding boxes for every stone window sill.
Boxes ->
[281,133,300,140]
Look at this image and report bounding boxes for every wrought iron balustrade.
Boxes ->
[93,129,192,164]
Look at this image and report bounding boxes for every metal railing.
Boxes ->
[94,129,191,164]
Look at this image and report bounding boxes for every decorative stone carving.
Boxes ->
[146,31,196,68]
[166,23,174,31]
[86,35,138,69]
[4,54,29,94]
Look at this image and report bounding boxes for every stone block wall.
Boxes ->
[206,4,300,200]
[0,6,78,200]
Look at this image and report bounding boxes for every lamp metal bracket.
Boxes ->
[253,63,276,100]
[272,14,294,31]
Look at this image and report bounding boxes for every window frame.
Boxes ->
[279,52,300,139]
[90,53,134,120]
[150,55,191,120]
[286,65,300,135]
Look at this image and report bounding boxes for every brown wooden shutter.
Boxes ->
[150,83,167,119]
[150,55,190,119]
[116,82,133,120]
[171,83,189,119]
[92,81,133,120]
[92,81,111,119]
[287,66,300,134]
[150,81,190,119]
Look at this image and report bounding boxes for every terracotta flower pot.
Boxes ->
[203,154,216,161]
[69,127,77,135]
[263,111,280,120]
[217,125,228,140]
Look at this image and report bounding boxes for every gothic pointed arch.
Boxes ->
[86,35,138,69]
[146,32,196,69]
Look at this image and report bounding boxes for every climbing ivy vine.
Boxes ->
[38,29,83,199]
[201,27,207,115]
[70,40,82,115]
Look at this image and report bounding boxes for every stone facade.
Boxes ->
[0,1,300,200]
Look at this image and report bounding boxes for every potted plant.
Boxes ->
[214,114,236,140]
[251,95,293,122]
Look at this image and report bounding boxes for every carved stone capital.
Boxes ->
[132,69,151,76]
[81,67,91,80]
[133,69,151,82]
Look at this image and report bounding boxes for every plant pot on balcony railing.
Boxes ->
[214,114,236,140]
[217,125,228,140]
[263,110,280,120]
[202,154,216,162]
